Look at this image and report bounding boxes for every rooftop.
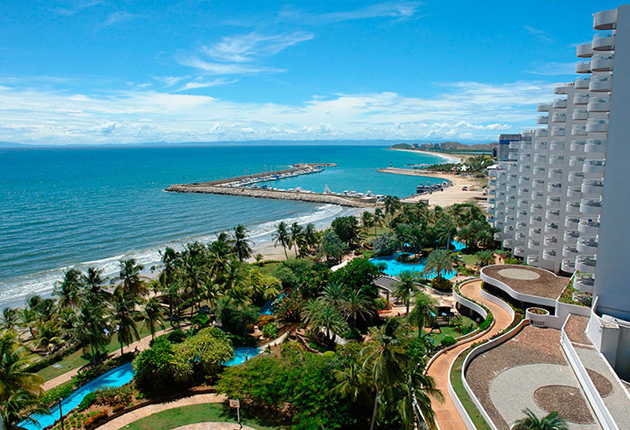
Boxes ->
[481,265,570,300]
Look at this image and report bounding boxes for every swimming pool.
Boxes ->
[21,346,262,429]
[369,252,456,278]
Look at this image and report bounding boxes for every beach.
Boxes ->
[385,147,465,164]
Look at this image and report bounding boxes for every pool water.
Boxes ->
[21,346,262,429]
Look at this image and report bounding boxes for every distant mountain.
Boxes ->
[0,142,30,148]
[390,141,497,151]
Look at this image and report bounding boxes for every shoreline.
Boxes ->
[385,147,467,164]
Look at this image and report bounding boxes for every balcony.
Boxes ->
[532,179,545,190]
[548,168,563,179]
[593,32,615,51]
[528,239,541,250]
[593,9,617,30]
[533,167,546,178]
[575,254,597,274]
[572,125,587,136]
[563,244,579,258]
[519,165,531,175]
[570,140,586,152]
[518,187,530,197]
[591,54,614,72]
[573,94,589,105]
[578,219,600,235]
[513,246,526,257]
[583,159,606,174]
[561,258,576,273]
[516,210,528,220]
[486,215,494,223]
[549,141,564,152]
[535,129,548,137]
[494,232,503,241]
[554,83,573,94]
[532,192,545,203]
[546,196,562,208]
[530,207,543,218]
[503,239,514,249]
[580,198,602,215]
[565,216,580,229]
[575,78,590,89]
[549,155,564,166]
[504,225,515,234]
[552,112,566,123]
[537,116,548,125]
[587,97,610,112]
[564,230,580,243]
[534,141,548,151]
[572,109,588,121]
[547,182,562,194]
[520,141,532,151]
[577,236,598,254]
[576,61,591,74]
[581,179,604,196]
[551,127,565,137]
[586,118,609,133]
[566,201,582,214]
[568,171,585,183]
[585,139,606,153]
[542,248,558,261]
[545,222,560,233]
[569,156,585,168]
[530,227,542,236]
[589,75,612,92]
[526,255,539,265]
[574,274,594,293]
[544,235,558,246]
[567,186,583,199]
[516,221,527,231]
[537,102,552,112]
[553,98,567,109]
[487,197,496,205]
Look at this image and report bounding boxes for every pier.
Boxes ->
[165,163,378,208]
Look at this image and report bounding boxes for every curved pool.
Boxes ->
[369,252,456,278]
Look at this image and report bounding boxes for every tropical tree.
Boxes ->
[373,208,386,236]
[393,271,420,322]
[318,230,348,265]
[232,224,253,261]
[2,389,49,430]
[361,211,375,234]
[512,409,568,430]
[303,223,319,252]
[289,222,305,257]
[321,281,348,310]
[331,216,360,247]
[475,250,495,271]
[272,221,291,259]
[0,331,44,402]
[422,250,454,282]
[395,366,443,430]
[118,259,145,297]
[110,290,142,355]
[342,288,373,330]
[54,268,82,310]
[436,214,456,250]
[177,248,207,317]
[82,267,109,303]
[0,308,19,332]
[383,195,401,224]
[72,301,111,362]
[143,296,166,340]
[302,300,348,342]
[408,291,438,337]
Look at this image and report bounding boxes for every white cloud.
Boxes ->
[176,78,238,92]
[205,32,314,63]
[151,76,190,87]
[97,11,137,31]
[279,2,421,25]
[178,56,283,75]
[55,0,104,16]
[524,25,555,43]
[0,80,551,145]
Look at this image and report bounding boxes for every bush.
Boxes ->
[41,381,75,406]
[372,232,397,256]
[257,314,276,328]
[78,392,97,412]
[84,410,108,428]
[166,329,187,344]
[479,313,494,331]
[261,323,278,339]
[431,277,453,292]
[441,336,457,347]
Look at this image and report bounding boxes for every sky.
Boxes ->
[0,0,625,145]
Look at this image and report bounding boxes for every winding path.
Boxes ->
[426,279,513,430]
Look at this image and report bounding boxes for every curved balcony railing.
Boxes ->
[563,244,579,258]
[575,78,590,89]
[561,258,576,272]
[526,255,539,265]
[585,139,606,153]
[542,248,557,261]
[564,230,580,242]
[570,140,586,152]
[593,9,617,31]
[578,219,600,235]
[572,109,588,120]
[565,216,580,229]
[569,156,585,167]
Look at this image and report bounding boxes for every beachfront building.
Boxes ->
[487,5,630,381]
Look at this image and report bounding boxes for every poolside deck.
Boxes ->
[481,265,569,300]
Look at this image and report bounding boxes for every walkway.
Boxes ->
[94,393,226,430]
[426,279,513,430]
[43,325,185,391]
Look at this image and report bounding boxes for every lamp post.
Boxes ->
[56,400,65,430]
[229,399,242,429]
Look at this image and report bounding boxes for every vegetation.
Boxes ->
[512,409,568,430]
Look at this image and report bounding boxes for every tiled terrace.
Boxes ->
[482,265,570,300]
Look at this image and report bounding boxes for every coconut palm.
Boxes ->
[436,214,456,250]
[0,308,19,332]
[118,259,145,298]
[373,208,386,236]
[317,230,348,265]
[512,409,568,430]
[361,211,375,234]
[71,301,110,362]
[2,389,49,430]
[34,322,63,355]
[302,300,347,342]
[303,223,319,252]
[272,221,291,259]
[342,288,373,330]
[289,222,305,257]
[396,367,443,430]
[143,296,166,340]
[408,291,438,337]
[332,361,370,403]
[383,195,401,224]
[158,247,179,289]
[232,224,253,262]
[393,271,420,323]
[54,268,82,310]
[177,249,207,317]
[422,250,454,282]
[475,250,495,271]
[110,290,142,356]
[81,267,109,303]
[321,281,348,310]
[0,331,44,402]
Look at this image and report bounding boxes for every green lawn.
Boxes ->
[459,253,480,267]
[125,404,286,430]
[37,324,158,382]
[426,315,478,346]
[257,262,282,276]
[449,352,492,430]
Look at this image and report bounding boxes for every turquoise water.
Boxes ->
[0,145,448,306]
[21,346,262,429]
[369,240,465,278]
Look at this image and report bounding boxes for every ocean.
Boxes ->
[0,144,450,306]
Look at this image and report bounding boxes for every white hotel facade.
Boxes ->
[487,5,630,379]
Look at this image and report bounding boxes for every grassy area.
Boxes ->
[37,324,157,382]
[427,315,478,346]
[459,253,479,267]
[124,403,286,430]
[449,351,492,430]
[256,261,282,276]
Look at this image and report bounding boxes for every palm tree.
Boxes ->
[232,224,253,261]
[383,195,401,224]
[436,214,456,250]
[177,249,207,318]
[396,367,443,430]
[303,223,319,252]
[34,322,62,355]
[54,268,82,310]
[110,291,141,356]
[393,271,420,323]
[342,288,373,330]
[289,222,305,257]
[0,331,44,402]
[361,211,375,234]
[422,250,454,282]
[332,361,370,403]
[118,259,145,297]
[272,221,291,259]
[512,409,568,430]
[373,208,386,236]
[301,300,347,342]
[408,291,438,337]
[317,230,347,265]
[2,389,49,430]
[158,247,179,290]
[321,281,348,310]
[71,301,110,363]
[0,308,19,332]
[143,296,166,340]
[475,250,495,271]
[82,267,109,303]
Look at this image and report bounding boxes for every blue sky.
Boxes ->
[0,0,624,145]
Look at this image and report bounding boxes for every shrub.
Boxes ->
[441,336,457,347]
[78,392,97,412]
[261,323,278,339]
[41,381,75,406]
[257,314,276,328]
[372,232,397,256]
[166,329,187,344]
[84,410,108,428]
[431,277,453,292]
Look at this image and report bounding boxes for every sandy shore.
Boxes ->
[378,168,486,208]
[386,148,465,164]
